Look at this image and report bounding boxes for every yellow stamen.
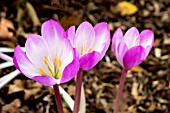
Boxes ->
[49,70,53,76]
[39,68,46,75]
[58,58,62,68]
[53,57,57,65]
[88,48,93,53]
[41,55,62,79]
[44,56,48,65]
[57,72,62,79]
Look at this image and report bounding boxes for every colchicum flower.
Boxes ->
[112,27,154,70]
[66,21,110,70]
[13,19,79,86]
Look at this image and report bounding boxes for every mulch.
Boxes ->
[0,0,170,113]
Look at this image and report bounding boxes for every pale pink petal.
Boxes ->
[112,28,123,56]
[79,51,101,70]
[33,76,58,86]
[13,46,39,79]
[93,22,110,58]
[66,26,76,46]
[123,46,146,70]
[58,38,74,69]
[140,30,154,48]
[123,27,140,48]
[41,19,65,58]
[140,30,154,57]
[116,41,128,67]
[25,34,49,73]
[75,21,95,55]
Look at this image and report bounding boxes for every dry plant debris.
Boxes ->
[0,0,170,113]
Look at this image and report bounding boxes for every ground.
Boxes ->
[0,0,170,113]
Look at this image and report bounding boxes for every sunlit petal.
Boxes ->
[123,27,140,48]
[75,21,95,55]
[93,22,110,58]
[14,46,39,78]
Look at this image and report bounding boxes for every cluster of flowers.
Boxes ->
[13,19,154,86]
[13,19,154,113]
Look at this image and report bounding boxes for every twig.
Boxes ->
[26,2,41,26]
[16,2,41,27]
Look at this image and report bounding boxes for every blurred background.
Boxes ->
[0,0,170,113]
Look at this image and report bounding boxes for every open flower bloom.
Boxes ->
[13,19,79,86]
[112,27,154,70]
[66,21,110,70]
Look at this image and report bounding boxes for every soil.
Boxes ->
[0,0,170,113]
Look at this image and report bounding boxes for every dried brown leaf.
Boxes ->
[2,99,21,113]
[8,79,42,100]
[0,18,15,39]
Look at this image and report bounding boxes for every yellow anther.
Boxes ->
[44,56,48,65]
[57,72,62,79]
[39,68,46,75]
[41,56,62,79]
[53,57,57,65]
[58,58,62,68]
[88,48,93,53]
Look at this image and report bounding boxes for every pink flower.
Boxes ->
[66,21,110,70]
[112,27,154,70]
[13,19,79,86]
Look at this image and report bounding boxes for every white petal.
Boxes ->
[123,27,140,48]
[75,21,95,55]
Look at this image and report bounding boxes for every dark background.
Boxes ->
[0,0,170,112]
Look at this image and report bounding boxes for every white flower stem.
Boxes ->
[79,84,86,113]
[0,70,20,89]
[0,47,25,53]
[0,48,14,52]
[0,62,14,69]
[0,52,13,61]
[59,86,74,111]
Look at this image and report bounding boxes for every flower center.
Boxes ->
[38,56,62,79]
[80,43,93,55]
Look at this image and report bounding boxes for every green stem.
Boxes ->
[73,68,83,113]
[114,69,128,113]
[53,84,64,113]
